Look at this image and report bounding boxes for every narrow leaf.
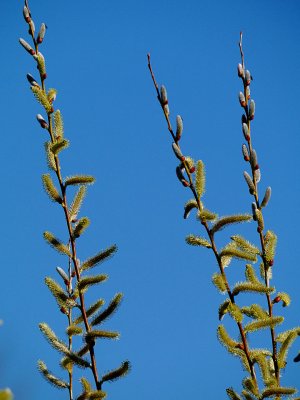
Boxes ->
[85,330,120,342]
[226,388,241,400]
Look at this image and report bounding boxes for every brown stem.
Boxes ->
[148,54,259,390]
[25,11,101,391]
[238,34,280,387]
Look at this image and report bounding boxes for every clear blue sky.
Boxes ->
[2,0,300,399]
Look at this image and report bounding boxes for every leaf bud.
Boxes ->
[239,91,246,107]
[19,38,35,55]
[36,113,48,129]
[37,23,46,44]
[242,123,250,141]
[237,63,244,78]
[27,73,39,87]
[242,144,250,161]
[172,143,184,161]
[176,115,183,141]
[245,70,251,86]
[23,5,31,22]
[249,99,255,120]
[261,187,271,208]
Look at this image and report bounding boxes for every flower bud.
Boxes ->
[237,63,244,78]
[27,73,39,87]
[249,99,255,120]
[160,85,168,105]
[261,186,271,208]
[56,266,69,282]
[28,19,35,35]
[245,70,251,86]
[252,202,257,220]
[19,38,35,55]
[250,149,258,170]
[245,86,250,100]
[172,143,184,161]
[243,171,255,194]
[37,23,46,44]
[241,114,247,124]
[254,168,261,183]
[239,91,246,107]
[242,144,250,161]
[36,114,48,129]
[176,115,183,141]
[242,123,250,141]
[23,5,31,22]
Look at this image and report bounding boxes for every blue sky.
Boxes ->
[2,0,300,399]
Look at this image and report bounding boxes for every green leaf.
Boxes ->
[38,360,69,389]
[101,361,130,384]
[43,231,72,257]
[244,316,284,333]
[91,293,123,326]
[185,234,211,248]
[195,160,205,198]
[81,245,117,272]
[65,175,95,186]
[42,174,62,203]
[211,214,252,235]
